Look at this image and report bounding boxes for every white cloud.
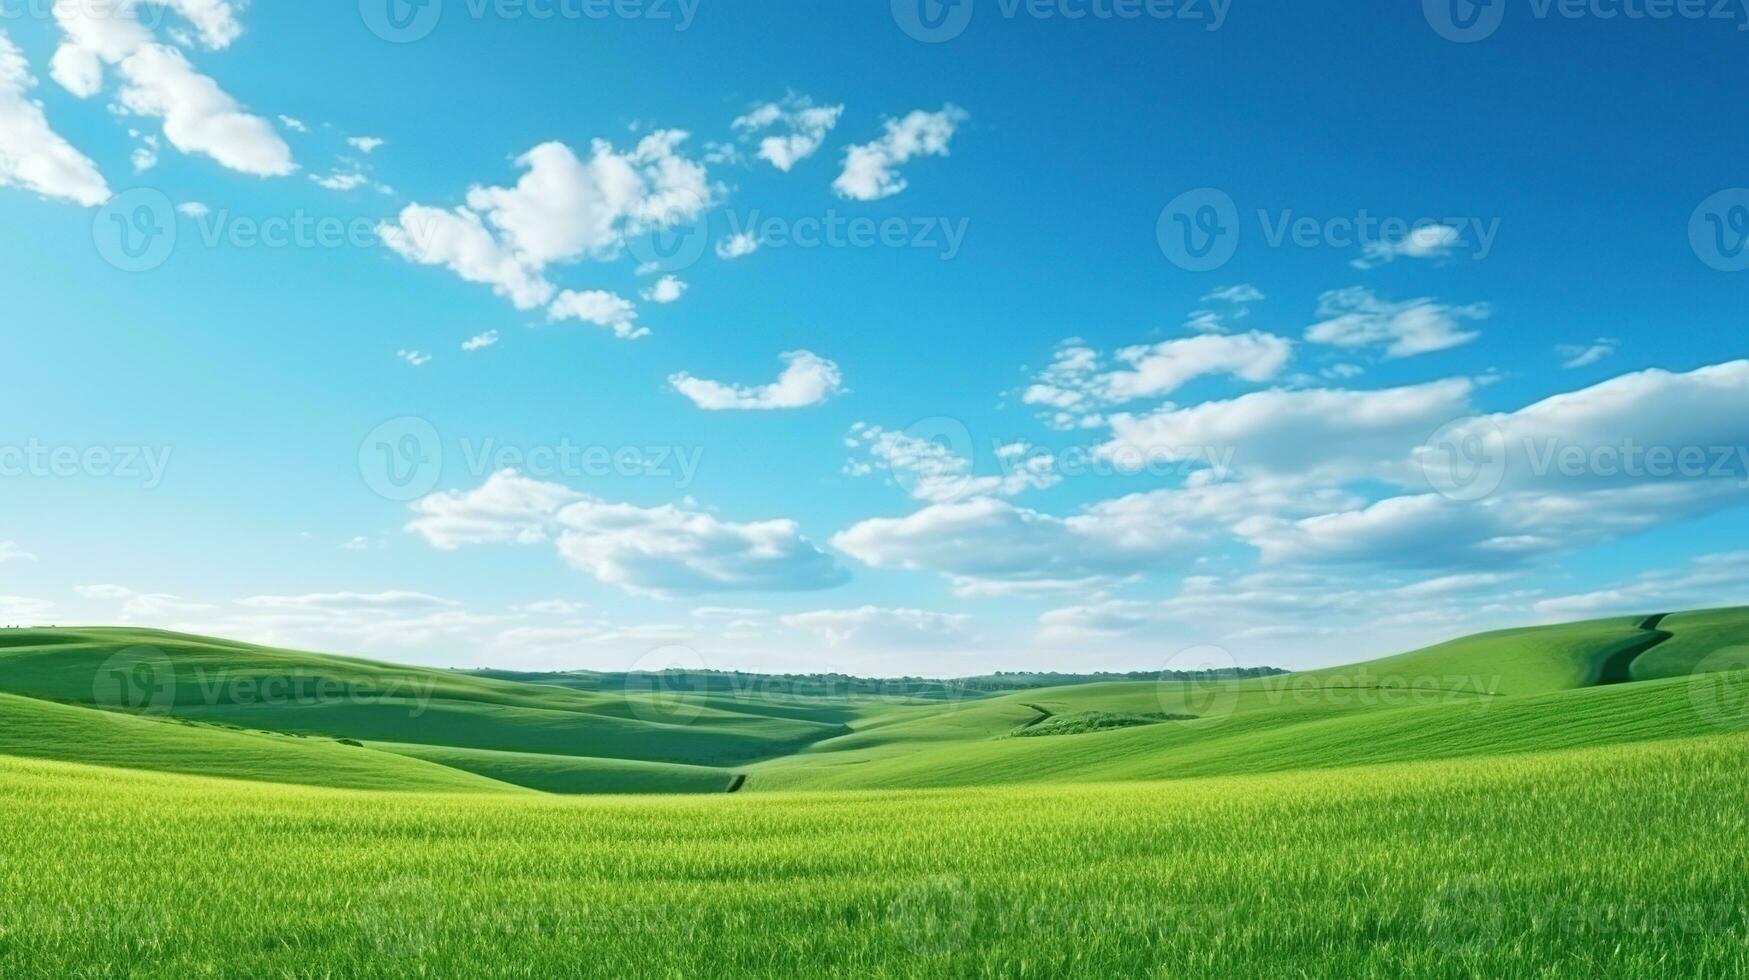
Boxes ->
[1235,482,1737,570]
[49,1,295,177]
[313,169,368,191]
[1203,284,1264,304]
[0,596,53,621]
[396,349,431,367]
[733,94,845,172]
[1558,338,1618,369]
[347,135,384,153]
[1305,287,1488,358]
[834,105,967,201]
[75,583,214,618]
[833,495,1205,596]
[1416,360,1749,497]
[380,205,556,310]
[0,30,110,206]
[670,351,844,411]
[1534,551,1749,618]
[461,330,499,352]
[642,275,686,304]
[1102,378,1477,485]
[548,289,645,339]
[277,114,307,133]
[1023,333,1293,430]
[380,132,711,332]
[176,201,208,217]
[844,424,1059,503]
[465,134,712,268]
[0,541,36,562]
[1352,223,1463,269]
[130,144,157,172]
[715,232,759,260]
[406,470,846,597]
[781,606,972,649]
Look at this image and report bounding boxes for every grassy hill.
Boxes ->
[2,731,1745,977]
[2,607,1747,975]
[0,608,1745,796]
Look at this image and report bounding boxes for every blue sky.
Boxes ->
[2,0,1748,674]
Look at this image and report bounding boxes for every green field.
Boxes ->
[2,609,1748,976]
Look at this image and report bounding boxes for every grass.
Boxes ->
[2,609,1747,974]
[1,733,1746,977]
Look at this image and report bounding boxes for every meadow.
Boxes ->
[1,610,1747,976]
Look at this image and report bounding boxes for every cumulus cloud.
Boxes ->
[396,349,430,367]
[834,105,966,201]
[1305,287,1488,358]
[347,135,384,153]
[715,231,759,260]
[844,424,1059,503]
[0,541,36,562]
[1024,332,1293,427]
[832,495,1202,596]
[781,606,973,648]
[642,275,686,304]
[407,470,848,597]
[1235,482,1738,570]
[379,205,556,309]
[0,30,110,206]
[1534,551,1749,618]
[548,289,645,339]
[670,351,844,411]
[49,0,295,177]
[1102,378,1477,485]
[461,330,499,352]
[1352,223,1463,270]
[733,94,844,172]
[379,131,712,338]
